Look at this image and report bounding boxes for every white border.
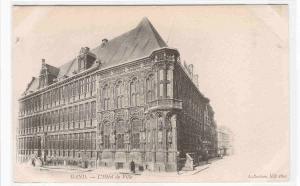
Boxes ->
[1,1,299,186]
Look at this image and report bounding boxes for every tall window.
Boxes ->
[74,133,79,150]
[104,135,110,149]
[146,74,155,102]
[68,134,73,150]
[115,81,124,108]
[116,120,125,149]
[166,68,172,98]
[159,69,165,98]
[91,75,96,95]
[131,119,141,149]
[73,81,78,98]
[85,132,91,150]
[103,122,110,149]
[85,103,90,121]
[86,77,90,95]
[68,107,73,128]
[79,133,84,150]
[74,105,79,128]
[91,132,96,150]
[91,101,96,119]
[130,78,138,106]
[79,104,84,121]
[64,134,68,151]
[103,85,110,110]
[78,80,82,96]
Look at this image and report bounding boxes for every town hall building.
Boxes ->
[17,17,218,172]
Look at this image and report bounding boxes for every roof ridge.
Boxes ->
[137,17,167,47]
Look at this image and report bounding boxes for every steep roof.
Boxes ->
[91,17,167,69]
[23,17,167,95]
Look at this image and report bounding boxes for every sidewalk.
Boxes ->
[40,165,94,173]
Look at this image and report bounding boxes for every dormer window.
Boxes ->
[77,47,96,72]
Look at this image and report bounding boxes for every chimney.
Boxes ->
[42,58,46,65]
[101,38,108,48]
[188,64,194,76]
[80,47,90,54]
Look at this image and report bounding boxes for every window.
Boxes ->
[64,108,68,123]
[54,135,59,150]
[103,122,110,149]
[59,134,63,150]
[103,85,110,110]
[79,133,84,150]
[115,81,124,108]
[74,133,79,150]
[68,134,73,149]
[146,74,155,102]
[73,81,78,97]
[86,77,90,94]
[116,120,125,149]
[117,134,124,149]
[69,107,73,122]
[79,104,84,121]
[85,103,90,121]
[91,101,96,119]
[85,132,91,150]
[74,105,79,124]
[159,69,164,81]
[104,135,110,149]
[166,69,172,97]
[81,79,85,95]
[167,83,172,98]
[131,119,141,149]
[130,78,138,106]
[91,132,96,150]
[159,84,164,97]
[78,80,82,96]
[132,133,140,149]
[91,75,96,94]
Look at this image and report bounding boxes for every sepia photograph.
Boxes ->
[12,5,289,183]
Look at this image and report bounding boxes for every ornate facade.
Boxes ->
[17,17,217,172]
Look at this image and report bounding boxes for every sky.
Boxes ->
[12,5,289,180]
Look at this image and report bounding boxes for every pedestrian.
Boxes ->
[130,160,135,173]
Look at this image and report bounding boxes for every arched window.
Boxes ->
[116,120,125,149]
[146,74,155,102]
[130,78,138,106]
[103,121,111,149]
[103,84,110,110]
[115,81,124,109]
[131,119,141,149]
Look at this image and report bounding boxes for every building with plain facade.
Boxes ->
[17,18,217,172]
[217,126,233,156]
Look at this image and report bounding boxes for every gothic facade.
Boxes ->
[17,18,217,172]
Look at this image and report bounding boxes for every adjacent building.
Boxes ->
[217,126,233,156]
[17,17,218,172]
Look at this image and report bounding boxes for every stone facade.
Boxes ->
[17,18,217,172]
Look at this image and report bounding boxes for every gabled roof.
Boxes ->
[23,17,167,95]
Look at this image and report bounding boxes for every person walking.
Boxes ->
[130,160,135,173]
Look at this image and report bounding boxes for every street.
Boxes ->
[14,154,288,183]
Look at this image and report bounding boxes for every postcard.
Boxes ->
[12,5,289,183]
